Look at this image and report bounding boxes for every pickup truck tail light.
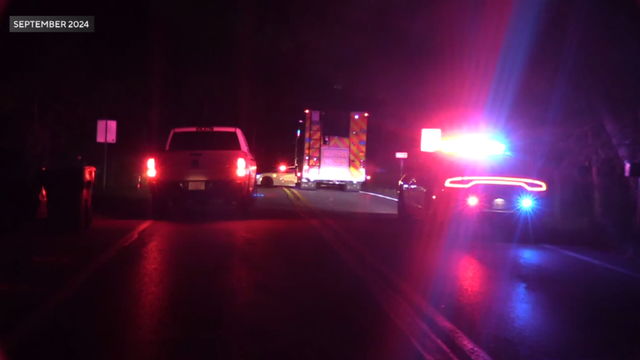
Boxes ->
[236,157,247,176]
[146,158,157,177]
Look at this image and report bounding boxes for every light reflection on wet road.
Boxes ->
[2,187,640,360]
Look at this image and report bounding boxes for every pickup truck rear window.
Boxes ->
[168,131,241,151]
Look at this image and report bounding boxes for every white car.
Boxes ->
[257,166,297,187]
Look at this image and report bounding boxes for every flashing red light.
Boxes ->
[467,196,479,206]
[304,109,310,113]
[146,158,156,177]
[297,172,301,177]
[237,158,247,176]
[364,113,369,117]
[445,176,547,192]
[278,165,287,172]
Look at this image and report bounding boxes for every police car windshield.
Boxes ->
[168,131,240,151]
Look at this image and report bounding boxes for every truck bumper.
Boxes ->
[150,179,250,201]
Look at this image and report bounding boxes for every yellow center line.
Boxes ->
[282,187,299,205]
[288,188,312,207]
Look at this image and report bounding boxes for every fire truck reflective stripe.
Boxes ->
[329,137,349,148]
[349,113,367,179]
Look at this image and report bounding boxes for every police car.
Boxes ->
[397,129,548,222]
[146,126,257,217]
[257,165,298,187]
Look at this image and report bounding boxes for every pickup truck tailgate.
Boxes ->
[158,150,248,181]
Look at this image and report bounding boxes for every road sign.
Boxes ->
[395,152,408,159]
[97,120,116,190]
[97,120,117,143]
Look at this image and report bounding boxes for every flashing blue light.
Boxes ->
[297,129,301,137]
[521,198,533,208]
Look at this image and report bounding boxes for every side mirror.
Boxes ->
[625,161,640,178]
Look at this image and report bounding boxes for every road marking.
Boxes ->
[290,188,490,360]
[1,220,154,350]
[541,244,640,280]
[283,187,302,206]
[359,191,398,202]
[295,213,456,360]
[319,214,493,360]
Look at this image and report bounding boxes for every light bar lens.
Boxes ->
[445,176,547,192]
[440,135,505,157]
[467,196,479,206]
[419,130,506,157]
[421,129,442,152]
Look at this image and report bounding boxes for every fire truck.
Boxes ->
[295,110,368,191]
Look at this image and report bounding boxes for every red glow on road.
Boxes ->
[133,237,167,341]
[458,255,485,305]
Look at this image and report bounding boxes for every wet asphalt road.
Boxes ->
[2,187,640,360]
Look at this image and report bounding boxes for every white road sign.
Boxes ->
[97,120,117,143]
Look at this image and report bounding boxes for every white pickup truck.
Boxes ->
[146,127,257,217]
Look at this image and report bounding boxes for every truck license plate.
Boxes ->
[493,198,505,209]
[188,182,205,190]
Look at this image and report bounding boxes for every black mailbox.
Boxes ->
[43,165,96,230]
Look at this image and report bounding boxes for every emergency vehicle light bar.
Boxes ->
[420,129,506,157]
[444,176,547,192]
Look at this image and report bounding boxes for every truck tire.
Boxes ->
[237,193,254,217]
[151,195,168,220]
[261,177,274,187]
[344,182,361,192]
[300,181,316,190]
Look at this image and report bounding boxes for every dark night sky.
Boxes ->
[1,0,639,174]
